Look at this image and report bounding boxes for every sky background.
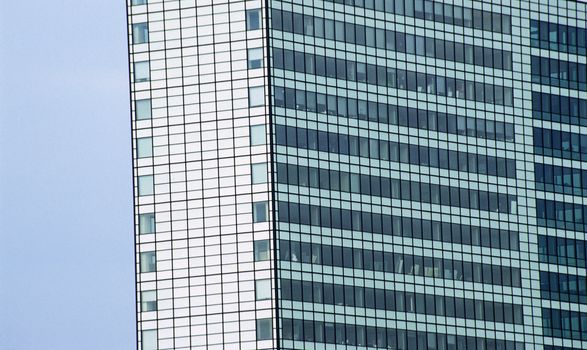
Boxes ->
[0,1,135,349]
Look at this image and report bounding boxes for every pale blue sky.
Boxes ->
[0,1,135,349]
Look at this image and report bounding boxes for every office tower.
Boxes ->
[127,0,587,349]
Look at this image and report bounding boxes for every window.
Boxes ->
[141,290,157,312]
[135,99,151,120]
[132,0,146,5]
[256,318,272,340]
[253,201,268,222]
[249,86,264,107]
[139,213,155,234]
[133,23,149,44]
[250,125,265,145]
[256,279,272,300]
[134,61,150,82]
[138,175,154,196]
[274,86,285,106]
[142,330,157,350]
[137,137,152,158]
[254,240,270,261]
[246,9,262,30]
[251,163,268,184]
[140,251,156,273]
[248,48,263,69]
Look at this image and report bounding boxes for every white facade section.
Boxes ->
[128,0,276,348]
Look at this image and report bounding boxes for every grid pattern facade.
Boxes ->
[128,0,276,349]
[126,0,587,349]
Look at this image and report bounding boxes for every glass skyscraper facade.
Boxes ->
[127,0,587,349]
